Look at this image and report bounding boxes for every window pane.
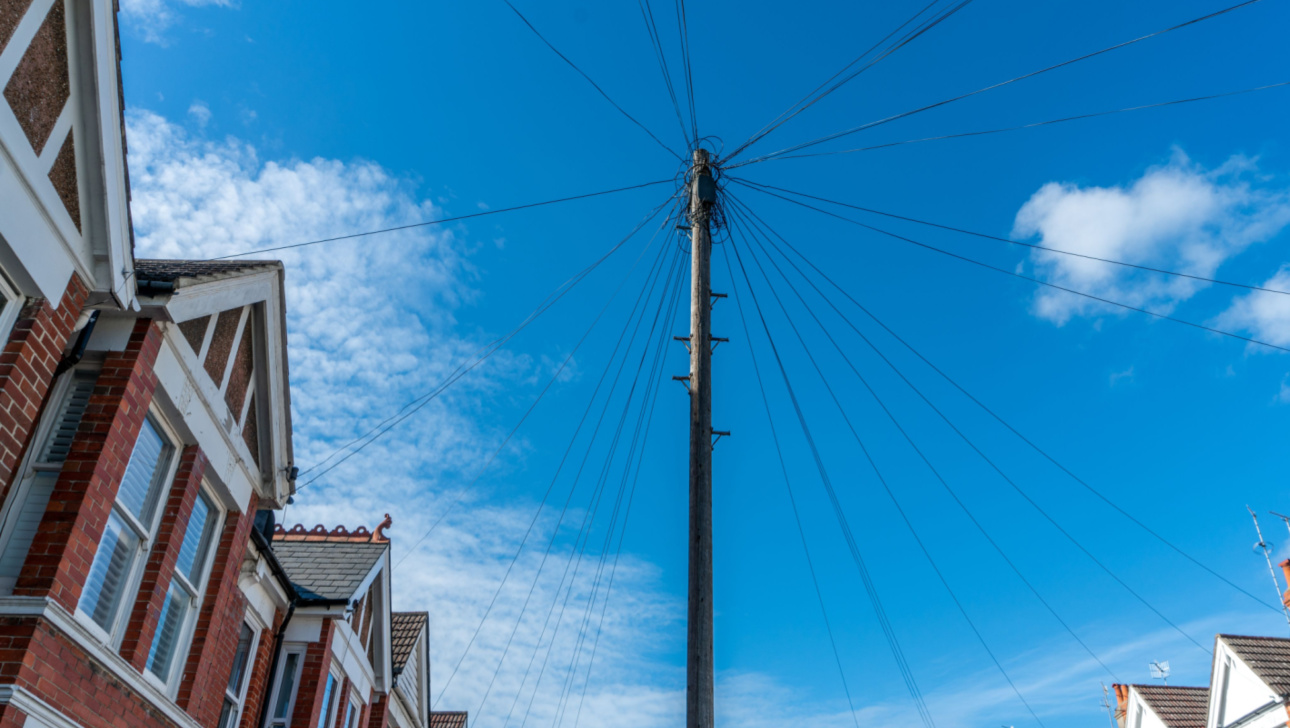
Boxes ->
[80,511,139,630]
[227,623,254,695]
[341,700,354,728]
[176,492,216,582]
[217,700,238,728]
[117,419,170,525]
[317,674,336,728]
[146,581,192,681]
[273,653,300,719]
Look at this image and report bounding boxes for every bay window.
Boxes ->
[78,414,177,640]
[147,488,222,685]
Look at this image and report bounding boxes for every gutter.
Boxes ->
[135,278,175,297]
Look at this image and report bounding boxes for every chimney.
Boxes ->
[1113,684,1129,728]
[1280,560,1290,609]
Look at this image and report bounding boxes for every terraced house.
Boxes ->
[0,2,454,728]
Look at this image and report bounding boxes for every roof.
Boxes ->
[1133,685,1209,728]
[391,612,428,676]
[1222,634,1290,696]
[270,539,387,602]
[430,713,467,728]
[134,259,282,286]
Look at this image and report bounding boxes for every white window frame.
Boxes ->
[74,407,183,648]
[0,267,24,345]
[340,691,362,728]
[0,363,98,593]
[144,483,226,693]
[317,665,343,728]
[267,645,307,728]
[217,619,261,728]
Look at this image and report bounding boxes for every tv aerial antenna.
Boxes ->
[1149,661,1170,685]
[1248,507,1290,627]
[1100,682,1118,728]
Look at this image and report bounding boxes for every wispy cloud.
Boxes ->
[126,109,686,722]
[119,0,236,45]
[1013,149,1290,326]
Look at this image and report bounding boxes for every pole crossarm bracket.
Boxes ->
[710,337,729,352]
[673,335,692,353]
[711,430,730,447]
[709,292,727,310]
[672,375,691,393]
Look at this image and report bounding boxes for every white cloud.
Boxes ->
[1218,267,1290,351]
[186,100,210,128]
[119,0,235,44]
[127,110,687,722]
[1014,150,1290,325]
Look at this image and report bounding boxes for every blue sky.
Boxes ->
[120,0,1290,726]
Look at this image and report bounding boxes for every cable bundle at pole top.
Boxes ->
[253,0,1290,725]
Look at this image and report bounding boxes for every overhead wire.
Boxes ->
[744,80,1290,164]
[722,221,940,728]
[516,245,687,728]
[725,223,875,728]
[565,240,688,728]
[297,192,680,510]
[734,202,1209,660]
[549,241,687,726]
[675,0,698,143]
[736,182,1290,354]
[211,179,674,260]
[430,203,683,707]
[729,196,1123,681]
[501,0,681,160]
[391,194,681,572]
[725,218,1049,727]
[638,0,692,149]
[465,201,686,718]
[730,0,1268,167]
[722,0,945,163]
[723,0,974,164]
[733,201,1284,617]
[732,177,1290,296]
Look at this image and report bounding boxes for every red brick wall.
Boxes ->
[0,275,87,502]
[239,612,283,728]
[178,494,259,725]
[0,615,179,728]
[15,319,162,611]
[119,446,207,668]
[291,619,337,728]
[365,694,387,728]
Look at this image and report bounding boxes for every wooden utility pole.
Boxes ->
[687,148,716,728]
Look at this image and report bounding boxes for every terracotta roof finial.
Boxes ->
[373,514,392,543]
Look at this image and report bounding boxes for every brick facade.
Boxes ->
[0,275,88,502]
[0,615,179,728]
[15,319,162,611]
[291,619,338,728]
[178,494,259,724]
[120,446,208,668]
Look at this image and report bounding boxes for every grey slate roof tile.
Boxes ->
[271,540,387,601]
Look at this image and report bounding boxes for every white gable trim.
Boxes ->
[1209,638,1285,728]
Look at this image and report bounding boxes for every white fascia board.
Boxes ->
[239,541,291,629]
[1126,688,1170,728]
[87,0,133,309]
[330,619,375,700]
[150,330,258,511]
[387,686,416,728]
